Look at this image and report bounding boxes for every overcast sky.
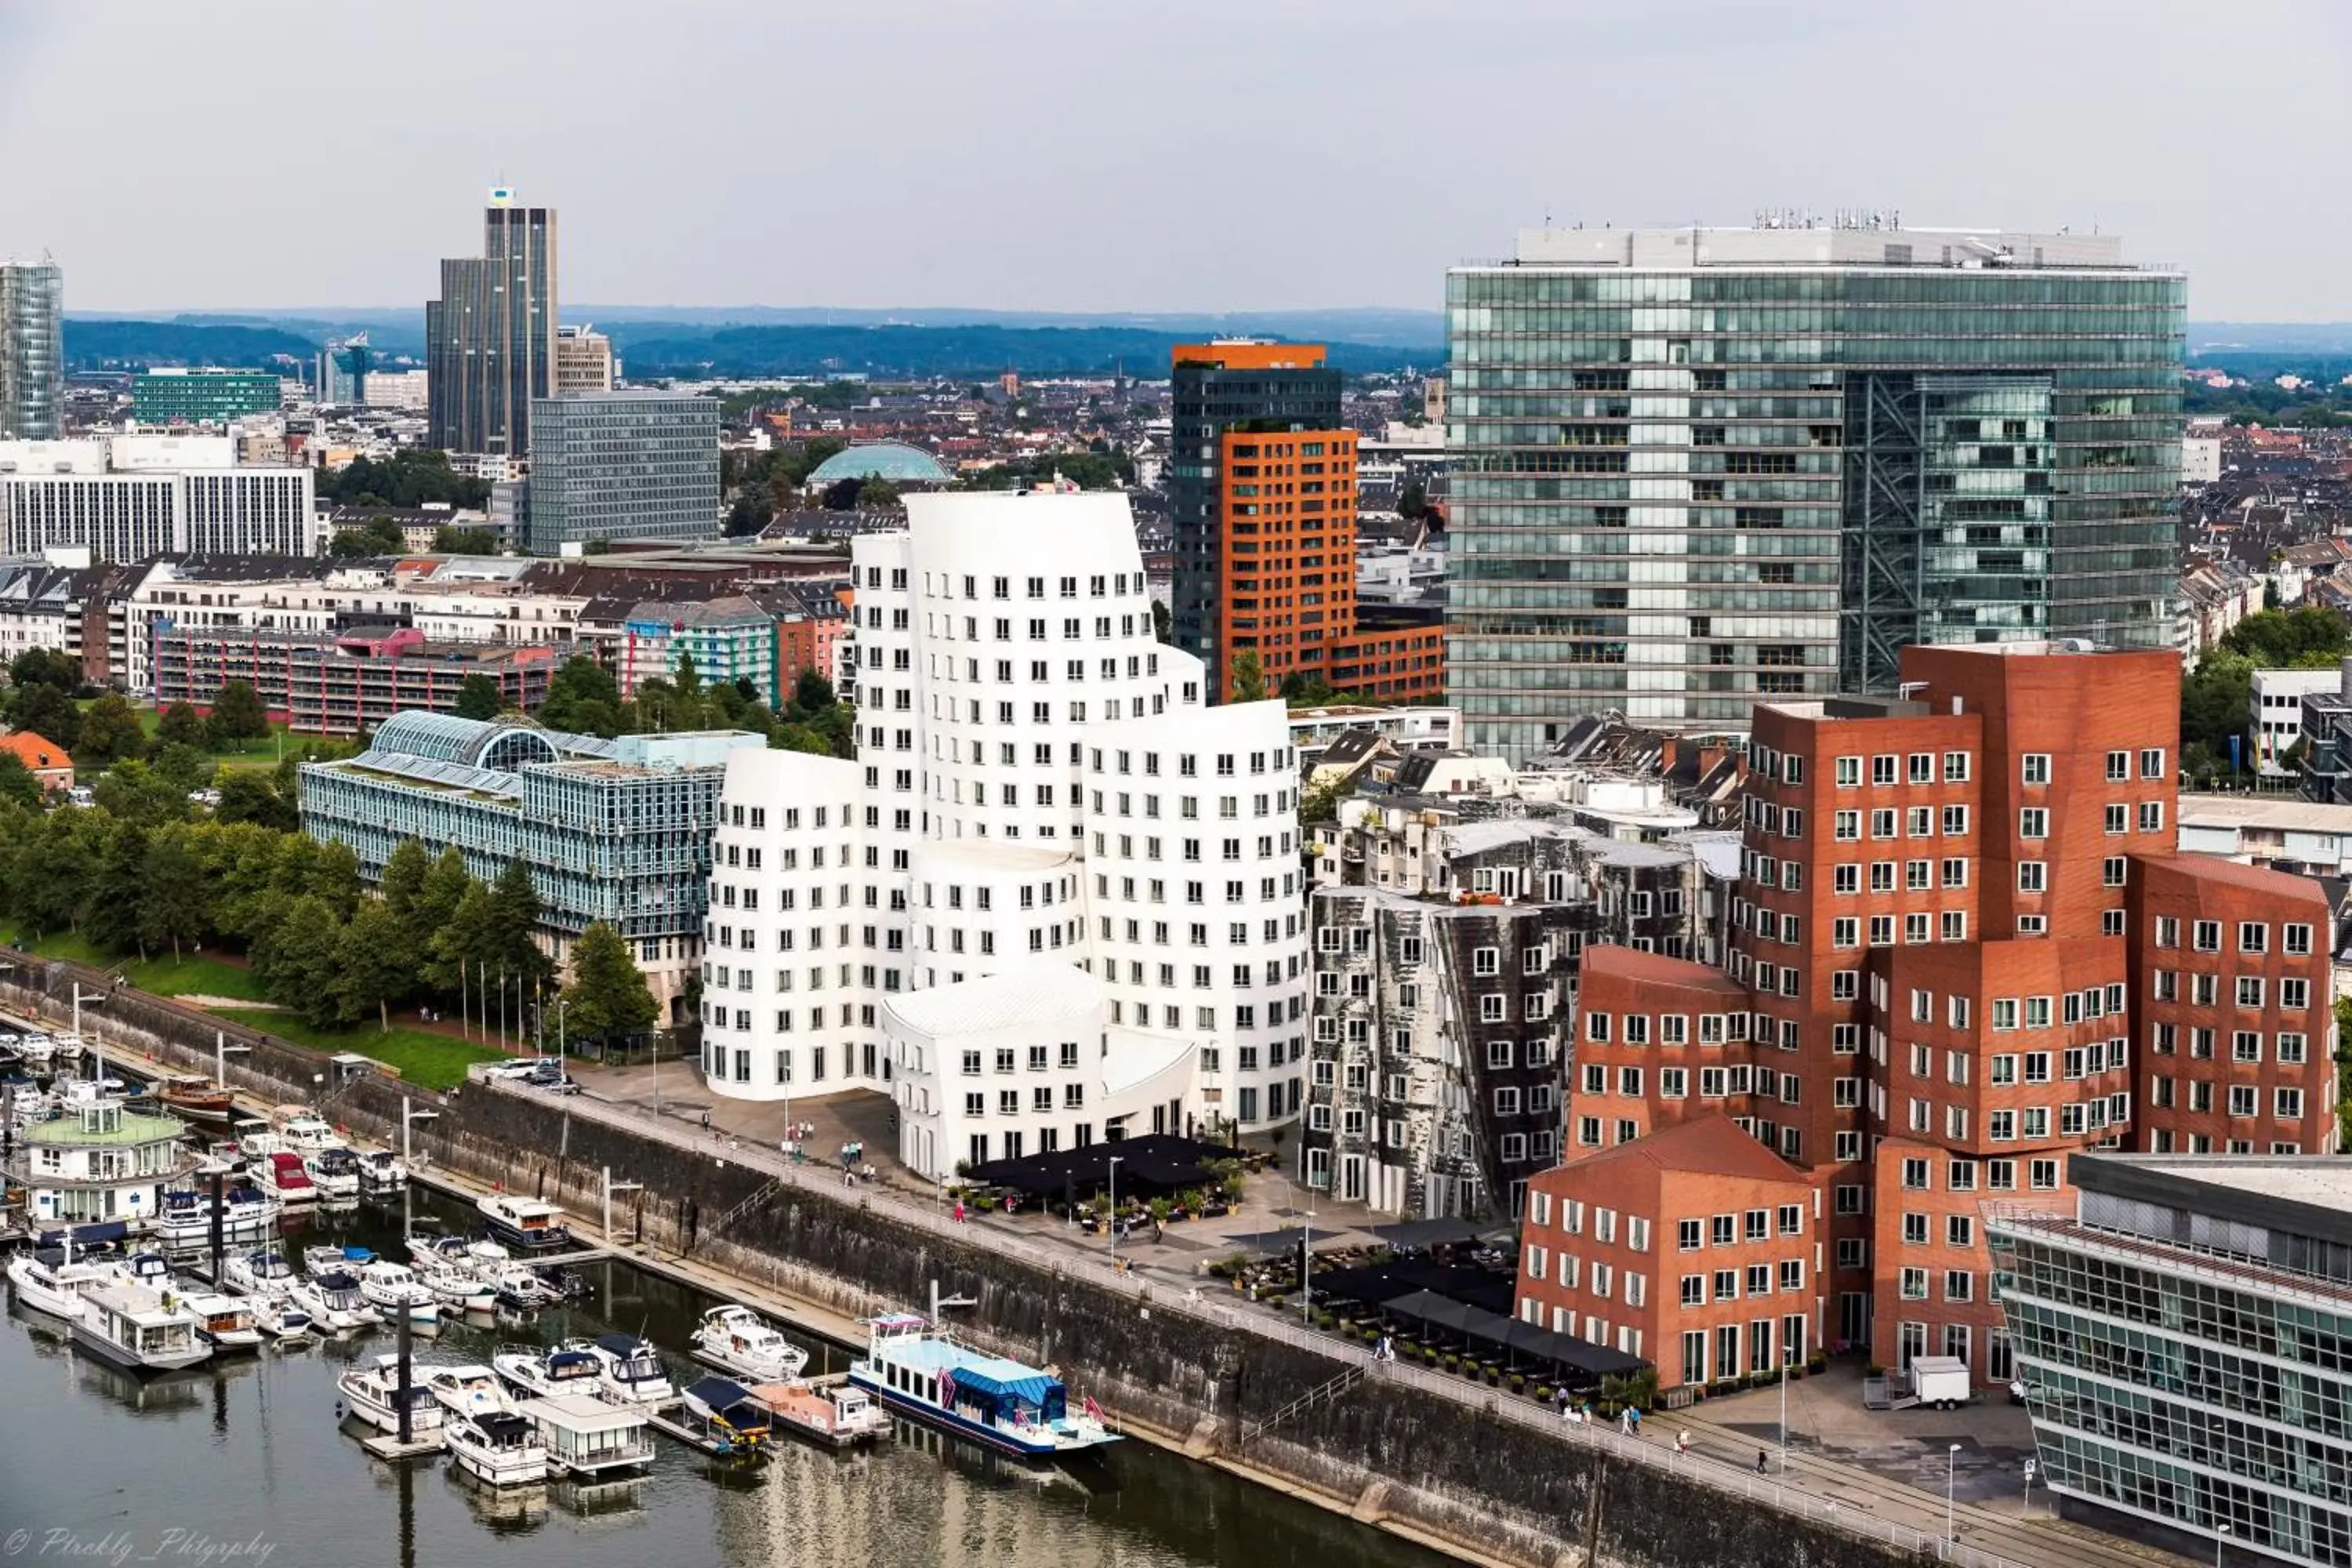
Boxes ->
[2,0,2346,319]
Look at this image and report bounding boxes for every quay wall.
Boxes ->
[0,956,1936,1568]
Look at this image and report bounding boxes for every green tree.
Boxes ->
[0,752,41,810]
[336,900,409,1030]
[855,477,900,509]
[74,691,149,765]
[558,921,659,1046]
[1229,650,1269,703]
[150,742,216,797]
[432,525,496,554]
[1151,599,1172,645]
[1397,481,1428,521]
[3,808,103,934]
[92,758,186,824]
[430,880,500,1018]
[307,838,364,920]
[539,656,624,738]
[414,847,477,998]
[453,673,503,721]
[139,825,213,960]
[315,448,488,510]
[83,819,151,958]
[155,700,208,750]
[2220,606,2350,667]
[214,771,296,831]
[488,858,556,992]
[8,648,82,691]
[5,681,82,751]
[379,837,432,936]
[206,679,272,742]
[252,893,348,1029]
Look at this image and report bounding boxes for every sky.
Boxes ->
[2,0,2348,319]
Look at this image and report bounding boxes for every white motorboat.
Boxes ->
[222,1249,301,1301]
[15,1030,56,1069]
[252,1152,317,1206]
[691,1305,810,1383]
[270,1106,343,1154]
[253,1298,314,1341]
[288,1269,372,1334]
[356,1261,441,1329]
[487,1262,558,1312]
[447,1410,547,1487]
[100,1251,175,1293]
[411,1250,498,1315]
[153,1179,281,1254]
[588,1333,674,1407]
[477,1192,572,1252]
[492,1340,608,1401]
[355,1149,408,1196]
[5,1243,111,1321]
[172,1279,265,1352]
[228,1116,281,1162]
[303,1243,373,1276]
[426,1363,513,1422]
[74,1282,211,1372]
[303,1146,362,1200]
[337,1353,446,1439]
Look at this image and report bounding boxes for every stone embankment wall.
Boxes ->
[1,953,1936,1568]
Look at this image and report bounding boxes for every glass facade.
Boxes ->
[524,393,720,553]
[427,204,557,457]
[1446,240,2184,753]
[0,263,63,441]
[131,370,282,426]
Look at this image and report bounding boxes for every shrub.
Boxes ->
[1442,1354,1460,1374]
[1508,1374,1526,1395]
[1315,1312,1336,1332]
[1807,1354,1828,1374]
[1534,1383,1552,1403]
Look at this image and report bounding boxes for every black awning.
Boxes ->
[961,1133,1232,1200]
[1308,1260,1515,1316]
[1365,1216,1484,1249]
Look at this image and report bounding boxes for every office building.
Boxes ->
[555,325,615,394]
[302,712,764,1017]
[0,437,313,561]
[1526,641,2331,1388]
[524,391,719,553]
[1170,343,1443,704]
[1991,1153,2352,1565]
[131,369,282,426]
[0,262,62,441]
[699,491,1311,1178]
[151,623,557,735]
[427,191,558,456]
[1446,220,2185,753]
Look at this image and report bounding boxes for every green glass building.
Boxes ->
[1446,223,2184,753]
[131,368,283,425]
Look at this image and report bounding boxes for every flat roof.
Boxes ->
[2177,793,2352,834]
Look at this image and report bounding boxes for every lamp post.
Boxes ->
[2216,1521,2230,1568]
[215,1032,250,1094]
[1301,1192,1316,1323]
[1780,1341,1791,1472]
[1107,1156,1124,1264]
[556,1000,567,1063]
[71,981,107,1044]
[1947,1443,1962,1544]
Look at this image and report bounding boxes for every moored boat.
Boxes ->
[447,1411,547,1487]
[411,1249,498,1314]
[253,1152,316,1206]
[74,1282,211,1372]
[355,1261,441,1328]
[513,1394,655,1476]
[849,1312,1119,1459]
[155,1074,234,1124]
[355,1149,408,1196]
[5,1243,111,1321]
[270,1105,343,1154]
[172,1280,265,1352]
[477,1192,572,1252]
[288,1269,372,1334]
[337,1352,446,1438]
[691,1303,808,1382]
[750,1377,890,1448]
[492,1339,606,1400]
[303,1146,361,1200]
[673,1377,771,1458]
[589,1332,674,1407]
[153,1179,281,1253]
[222,1248,300,1300]
[426,1363,513,1422]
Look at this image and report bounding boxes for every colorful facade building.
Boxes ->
[130,368,283,425]
[1526,641,2334,1390]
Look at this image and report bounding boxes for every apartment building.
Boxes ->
[152,623,557,735]
[0,437,314,561]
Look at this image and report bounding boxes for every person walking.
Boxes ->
[1756,1448,1769,1474]
[1620,1407,1633,1436]
[1554,1387,1570,1417]
[1675,1429,1691,1456]
[1628,1406,1642,1437]
[953,1198,966,1223]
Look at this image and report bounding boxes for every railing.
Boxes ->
[500,1073,2037,1568]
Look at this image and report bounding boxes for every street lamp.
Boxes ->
[70,981,107,1044]
[1947,1443,1962,1544]
[2216,1521,2230,1568]
[1301,1191,1316,1323]
[1107,1156,1125,1264]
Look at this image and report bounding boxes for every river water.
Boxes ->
[0,1193,1449,1568]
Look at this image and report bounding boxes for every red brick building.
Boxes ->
[1528,642,2336,1388]
[1516,1113,1818,1389]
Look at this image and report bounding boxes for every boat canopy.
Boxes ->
[950,1359,1062,1409]
[594,1333,650,1358]
[548,1349,601,1371]
[36,1220,129,1247]
[477,1412,534,1442]
[684,1375,752,1409]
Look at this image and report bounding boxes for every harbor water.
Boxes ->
[0,1192,1452,1568]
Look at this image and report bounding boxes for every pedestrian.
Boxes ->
[1757,1448,1768,1474]
[1554,1387,1570,1417]
[1620,1407,1632,1436]
[953,1199,965,1223]
[1675,1430,1691,1456]
[1628,1406,1642,1436]
[701,1109,711,1134]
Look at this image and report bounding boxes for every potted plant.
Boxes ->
[1148,1196,1173,1229]
[1534,1382,1552,1404]
[1508,1373,1526,1396]
[1806,1353,1828,1375]
[1442,1353,1459,1374]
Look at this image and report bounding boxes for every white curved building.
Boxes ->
[702,492,1308,1180]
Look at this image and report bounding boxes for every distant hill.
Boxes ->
[63,319,324,370]
[603,322,1421,378]
[2190,322,2352,356]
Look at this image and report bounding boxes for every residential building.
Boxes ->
[616,596,773,699]
[130,368,282,426]
[2178,558,2262,664]
[1989,1153,2352,1564]
[0,438,314,561]
[2177,793,2352,877]
[357,369,429,411]
[699,491,1310,1177]
[2250,666,2339,771]
[1169,342,1444,704]
[1554,641,2331,1385]
[1304,812,1733,1218]
[0,729,71,793]
[1290,703,1464,757]
[426,191,557,457]
[524,392,719,553]
[303,712,764,1017]
[750,579,850,701]
[554,324,615,394]
[151,622,557,735]
[1446,223,2184,753]
[2300,660,2352,804]
[1516,1113,1818,1383]
[0,262,62,441]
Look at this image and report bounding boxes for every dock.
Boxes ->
[644,1406,760,1459]
[361,1431,447,1461]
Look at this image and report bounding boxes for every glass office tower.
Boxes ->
[524,391,720,552]
[0,263,64,441]
[427,194,558,456]
[1446,223,2183,754]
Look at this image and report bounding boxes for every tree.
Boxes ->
[379,837,433,942]
[488,858,557,992]
[2220,606,2350,667]
[558,921,659,1045]
[328,517,407,557]
[433,525,496,554]
[0,753,41,810]
[1229,650,1269,703]
[430,880,499,1018]
[8,648,82,691]
[149,742,216,798]
[207,679,272,742]
[453,673,503,721]
[84,820,151,958]
[315,448,488,510]
[336,901,409,1030]
[1151,599,1172,645]
[140,825,213,960]
[74,691,148,765]
[4,681,81,751]
[92,758,186,824]
[252,894,349,1029]
[855,477,900,510]
[214,771,296,831]
[156,700,208,750]
[1397,481,1428,521]
[307,838,364,920]
[539,656,624,738]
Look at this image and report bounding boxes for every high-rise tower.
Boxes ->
[426,190,558,457]
[0,262,64,441]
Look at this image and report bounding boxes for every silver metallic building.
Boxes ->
[1446,221,2184,753]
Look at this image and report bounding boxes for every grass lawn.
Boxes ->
[206,1007,506,1091]
[0,925,270,1001]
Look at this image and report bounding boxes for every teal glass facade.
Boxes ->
[1446,241,2184,753]
[131,370,282,425]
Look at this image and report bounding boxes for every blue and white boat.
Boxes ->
[848,1313,1118,1459]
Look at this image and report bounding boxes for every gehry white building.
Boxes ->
[702,492,1309,1181]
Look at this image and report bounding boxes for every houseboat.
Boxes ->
[674,1377,771,1458]
[447,1411,548,1487]
[155,1076,234,1125]
[73,1283,211,1372]
[477,1192,572,1252]
[691,1304,809,1382]
[337,1353,447,1439]
[849,1313,1119,1459]
[514,1394,656,1476]
[5,1243,111,1321]
[493,1340,608,1401]
[751,1377,890,1449]
[9,1094,197,1235]
[589,1333,674,1407]
[253,1152,317,1206]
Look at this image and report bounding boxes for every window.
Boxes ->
[2021,754,2050,785]
[2018,808,2048,839]
[1944,752,1971,782]
[2140,801,2165,833]
[2017,861,2047,894]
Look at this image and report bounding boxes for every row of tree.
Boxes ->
[2180,606,2350,782]
[0,802,655,1044]
[535,655,854,759]
[327,517,499,557]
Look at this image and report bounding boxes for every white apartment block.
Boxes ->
[0,437,313,561]
[2250,667,2340,771]
[702,492,1310,1181]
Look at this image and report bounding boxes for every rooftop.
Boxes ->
[1559,1112,1808,1185]
[2177,793,2352,834]
[807,441,949,486]
[1500,223,2140,273]
[884,964,1102,1037]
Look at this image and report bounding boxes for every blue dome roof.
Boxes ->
[807,441,949,486]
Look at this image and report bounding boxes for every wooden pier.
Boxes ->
[361,1431,447,1461]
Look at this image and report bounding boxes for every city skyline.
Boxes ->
[2,1,2349,318]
